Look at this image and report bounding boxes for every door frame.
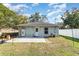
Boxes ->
[21,29,26,37]
[35,27,39,37]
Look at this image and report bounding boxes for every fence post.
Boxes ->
[71,29,74,47]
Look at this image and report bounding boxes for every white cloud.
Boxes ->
[3,3,13,10]
[56,15,63,22]
[48,3,53,6]
[47,3,66,23]
[3,3,11,7]
[47,4,66,17]
[53,4,66,10]
[48,3,57,6]
[22,13,30,17]
[47,9,62,17]
[48,3,60,7]
[3,3,30,12]
[49,14,63,23]
[14,4,29,10]
[32,3,39,6]
[47,9,51,12]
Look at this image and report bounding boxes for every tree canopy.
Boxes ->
[29,12,48,22]
[61,9,79,28]
[0,4,28,29]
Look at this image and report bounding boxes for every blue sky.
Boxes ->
[3,3,79,23]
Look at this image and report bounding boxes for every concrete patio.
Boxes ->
[6,37,46,42]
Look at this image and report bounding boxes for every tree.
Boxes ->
[40,15,48,22]
[29,12,41,22]
[29,12,48,22]
[0,4,28,29]
[17,15,28,24]
[61,9,79,28]
[8,14,28,29]
[0,4,17,28]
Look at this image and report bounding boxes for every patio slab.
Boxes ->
[6,38,46,42]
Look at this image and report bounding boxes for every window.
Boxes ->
[36,28,38,32]
[44,27,48,34]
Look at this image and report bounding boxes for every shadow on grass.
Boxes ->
[60,35,79,43]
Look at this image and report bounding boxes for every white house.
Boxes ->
[18,22,59,37]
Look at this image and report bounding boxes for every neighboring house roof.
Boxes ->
[17,22,59,27]
[0,28,19,34]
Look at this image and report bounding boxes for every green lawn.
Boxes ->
[0,36,79,56]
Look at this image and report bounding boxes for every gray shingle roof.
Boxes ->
[17,22,59,27]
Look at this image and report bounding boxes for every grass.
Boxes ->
[61,35,79,48]
[61,35,79,42]
[0,36,79,56]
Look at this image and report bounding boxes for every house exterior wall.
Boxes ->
[25,27,35,37]
[19,26,59,37]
